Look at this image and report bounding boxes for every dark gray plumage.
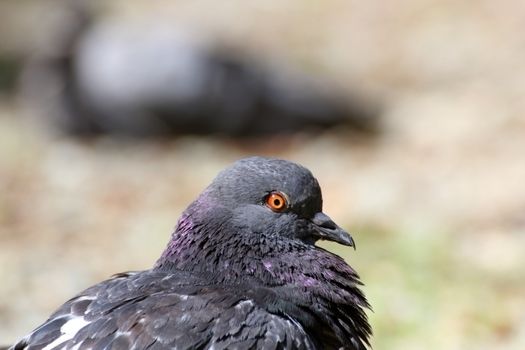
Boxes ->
[11,157,371,350]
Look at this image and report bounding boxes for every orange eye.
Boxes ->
[266,192,288,212]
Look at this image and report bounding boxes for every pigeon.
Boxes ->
[18,5,379,137]
[10,157,371,350]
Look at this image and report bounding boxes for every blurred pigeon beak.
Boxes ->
[311,212,355,248]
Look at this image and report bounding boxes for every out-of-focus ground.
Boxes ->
[1,0,525,348]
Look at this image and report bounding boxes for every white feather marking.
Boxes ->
[285,314,306,333]
[234,300,254,310]
[42,317,90,350]
[75,296,94,302]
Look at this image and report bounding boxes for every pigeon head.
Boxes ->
[197,156,354,247]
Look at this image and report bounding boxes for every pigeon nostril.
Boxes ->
[312,212,337,230]
[320,220,337,230]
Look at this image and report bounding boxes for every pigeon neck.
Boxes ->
[153,196,364,300]
[155,212,267,279]
[154,196,300,283]
[153,197,370,336]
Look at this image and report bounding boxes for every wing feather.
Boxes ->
[11,271,316,350]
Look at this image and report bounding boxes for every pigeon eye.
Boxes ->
[265,192,288,212]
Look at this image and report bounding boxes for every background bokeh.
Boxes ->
[1,0,525,348]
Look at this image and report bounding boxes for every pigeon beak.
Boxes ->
[311,212,355,248]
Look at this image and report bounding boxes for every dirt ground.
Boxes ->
[1,1,525,349]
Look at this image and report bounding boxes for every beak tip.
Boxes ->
[320,228,356,249]
[342,234,356,249]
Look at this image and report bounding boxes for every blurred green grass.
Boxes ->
[323,225,525,350]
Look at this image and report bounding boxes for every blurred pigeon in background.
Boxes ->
[18,6,379,137]
[10,157,371,349]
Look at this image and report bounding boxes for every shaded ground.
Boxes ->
[1,0,525,349]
